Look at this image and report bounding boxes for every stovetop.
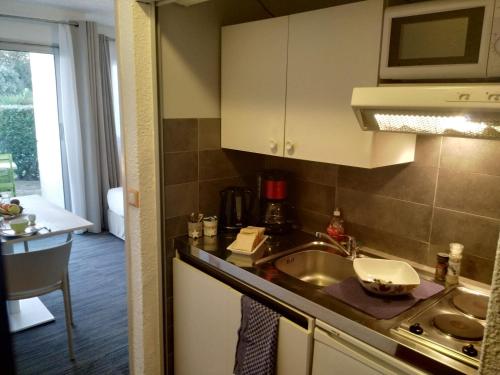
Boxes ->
[393,286,489,368]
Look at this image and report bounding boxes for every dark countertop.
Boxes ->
[174,231,477,375]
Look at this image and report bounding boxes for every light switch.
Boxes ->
[127,188,140,208]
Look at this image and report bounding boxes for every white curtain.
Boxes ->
[58,25,87,223]
[58,22,122,233]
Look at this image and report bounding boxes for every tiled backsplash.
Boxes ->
[162,117,263,280]
[266,136,500,285]
[161,118,263,367]
[161,118,500,286]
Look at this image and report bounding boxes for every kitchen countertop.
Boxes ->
[175,231,478,375]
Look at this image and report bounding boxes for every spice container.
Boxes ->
[446,243,464,285]
[203,216,218,237]
[434,252,449,282]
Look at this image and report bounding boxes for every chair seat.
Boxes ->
[7,281,62,301]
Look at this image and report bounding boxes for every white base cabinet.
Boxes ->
[312,321,425,375]
[221,0,416,168]
[173,258,314,375]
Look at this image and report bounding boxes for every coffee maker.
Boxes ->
[259,170,293,234]
[219,187,253,232]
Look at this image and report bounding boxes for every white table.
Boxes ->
[1,195,93,332]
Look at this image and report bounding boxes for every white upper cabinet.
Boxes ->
[285,0,415,168]
[221,16,289,156]
[221,0,416,168]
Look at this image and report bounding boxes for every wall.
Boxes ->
[158,3,270,372]
[115,1,163,374]
[161,117,263,371]
[0,0,114,47]
[266,135,500,285]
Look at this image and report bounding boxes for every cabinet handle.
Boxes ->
[269,139,278,153]
[285,141,295,155]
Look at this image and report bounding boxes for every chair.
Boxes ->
[3,241,75,360]
[0,153,16,196]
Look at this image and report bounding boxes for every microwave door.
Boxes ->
[487,1,500,77]
[380,0,495,80]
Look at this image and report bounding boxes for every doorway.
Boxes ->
[0,46,66,208]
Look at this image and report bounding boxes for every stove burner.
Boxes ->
[433,314,484,341]
[453,293,489,320]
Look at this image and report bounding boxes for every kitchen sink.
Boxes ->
[256,241,356,287]
[274,249,355,287]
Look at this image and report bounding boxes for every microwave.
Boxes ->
[380,0,500,80]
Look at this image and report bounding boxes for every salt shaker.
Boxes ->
[446,243,464,285]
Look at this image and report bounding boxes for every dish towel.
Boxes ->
[323,277,445,320]
[234,295,281,375]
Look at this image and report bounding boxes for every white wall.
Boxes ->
[115,0,163,374]
[158,0,268,119]
[159,2,221,119]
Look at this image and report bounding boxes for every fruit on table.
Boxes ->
[10,199,20,205]
[0,203,22,216]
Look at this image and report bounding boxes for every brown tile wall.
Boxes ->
[265,136,500,285]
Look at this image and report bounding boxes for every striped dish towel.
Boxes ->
[234,295,281,375]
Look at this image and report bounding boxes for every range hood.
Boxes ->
[351,86,500,140]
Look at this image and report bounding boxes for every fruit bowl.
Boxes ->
[353,258,420,296]
[0,203,24,220]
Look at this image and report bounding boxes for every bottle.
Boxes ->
[434,252,449,282]
[326,208,344,241]
[446,243,464,285]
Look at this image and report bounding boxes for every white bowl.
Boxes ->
[353,258,420,296]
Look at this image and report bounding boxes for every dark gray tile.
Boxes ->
[435,169,500,219]
[430,208,500,260]
[345,222,429,264]
[459,254,494,284]
[165,182,198,218]
[166,215,189,238]
[414,135,442,167]
[289,179,335,216]
[296,208,330,235]
[163,118,197,152]
[338,164,437,205]
[440,137,500,176]
[164,152,198,185]
[337,187,433,242]
[198,176,248,216]
[265,156,338,186]
[198,118,221,151]
[199,149,263,180]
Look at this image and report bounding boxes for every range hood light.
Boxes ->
[351,86,500,140]
[373,114,490,137]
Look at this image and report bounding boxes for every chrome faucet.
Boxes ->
[315,232,358,259]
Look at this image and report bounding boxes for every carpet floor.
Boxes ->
[11,232,129,375]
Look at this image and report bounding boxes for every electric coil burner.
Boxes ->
[433,314,484,341]
[394,286,489,369]
[453,293,489,320]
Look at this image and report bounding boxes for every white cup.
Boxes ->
[203,217,218,237]
[28,214,36,226]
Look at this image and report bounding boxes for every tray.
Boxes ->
[0,226,46,238]
[227,235,269,255]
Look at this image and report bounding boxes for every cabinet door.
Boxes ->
[277,316,314,375]
[173,258,242,375]
[312,323,426,375]
[285,1,415,168]
[221,17,288,156]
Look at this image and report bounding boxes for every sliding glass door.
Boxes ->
[0,44,66,208]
